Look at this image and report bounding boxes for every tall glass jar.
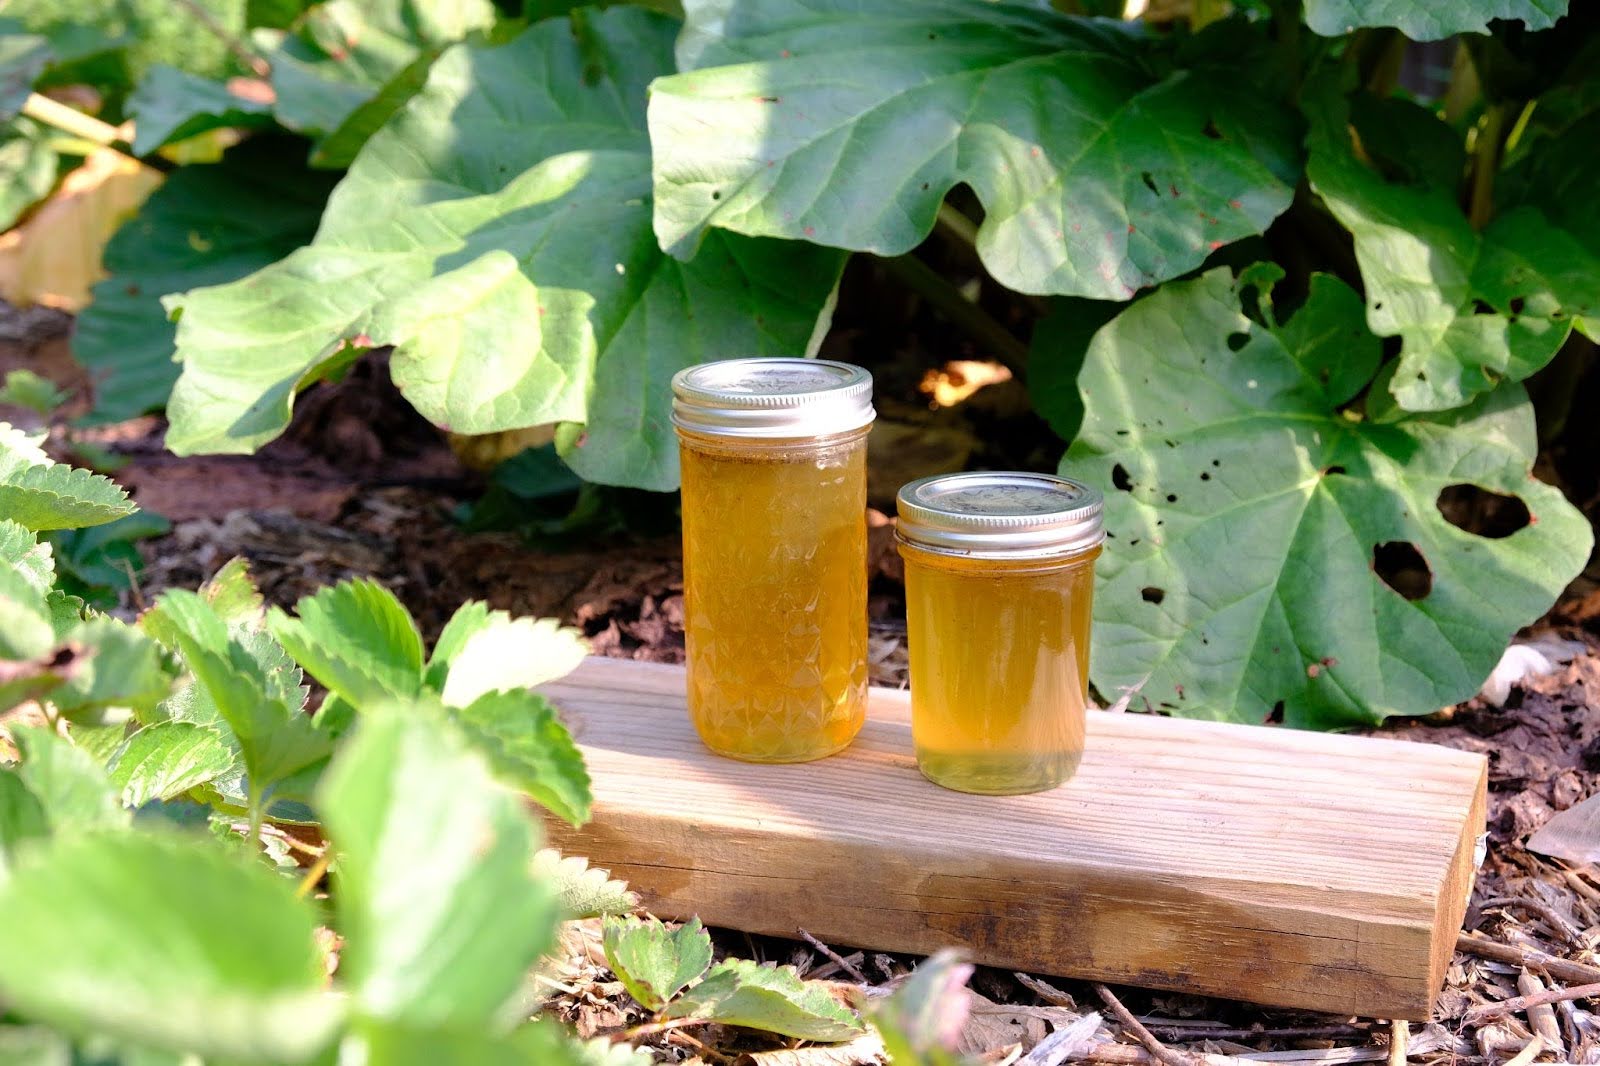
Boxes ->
[673,359,875,763]
[895,472,1104,794]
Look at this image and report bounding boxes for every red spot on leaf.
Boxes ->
[574,432,589,448]
[1306,663,1321,678]
[1030,146,1041,158]
[350,333,374,347]
[537,306,546,316]
[1169,184,1181,197]
[1208,240,1223,250]
[804,225,816,236]
[1071,223,1081,233]
[1229,198,1242,209]
[1127,223,1135,234]
[780,49,791,57]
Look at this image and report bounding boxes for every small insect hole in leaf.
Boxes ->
[1202,118,1223,140]
[1509,296,1526,314]
[1265,701,1284,724]
[711,190,721,200]
[1372,541,1432,601]
[1141,586,1165,604]
[1111,464,1133,491]
[1226,332,1249,351]
[1436,484,1530,539]
[1165,493,1177,503]
[1141,171,1158,195]
[1471,299,1495,315]
[1323,465,1346,476]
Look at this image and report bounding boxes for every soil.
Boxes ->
[5,302,1600,1065]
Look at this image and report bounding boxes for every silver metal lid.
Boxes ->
[896,472,1104,558]
[671,358,875,438]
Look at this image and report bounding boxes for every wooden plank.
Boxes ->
[541,658,1486,1020]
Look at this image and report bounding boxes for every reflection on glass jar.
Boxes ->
[895,472,1104,794]
[673,359,875,763]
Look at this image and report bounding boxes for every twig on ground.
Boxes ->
[1386,1020,1406,1066]
[1016,972,1078,1008]
[798,928,868,983]
[1455,933,1600,985]
[1480,895,1581,946]
[1462,980,1600,1024]
[1094,983,1198,1066]
[1516,972,1565,1057]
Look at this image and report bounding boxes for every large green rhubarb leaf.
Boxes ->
[1065,267,1591,728]
[1306,85,1600,412]
[166,7,846,491]
[649,0,1299,300]
[1304,0,1566,39]
[74,137,337,424]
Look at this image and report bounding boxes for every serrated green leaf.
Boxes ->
[0,118,57,230]
[0,560,53,661]
[165,7,847,491]
[0,31,51,119]
[532,848,637,918]
[1305,87,1597,412]
[0,770,50,881]
[0,519,52,594]
[319,703,559,1028]
[666,958,865,1041]
[74,137,338,424]
[10,725,128,833]
[144,589,329,791]
[107,722,234,806]
[1304,0,1565,39]
[125,63,273,155]
[48,616,174,724]
[650,1,1298,300]
[0,423,135,531]
[438,614,586,708]
[424,599,494,691]
[602,915,712,1011]
[453,688,591,826]
[268,578,425,708]
[0,830,342,1061]
[1067,267,1593,727]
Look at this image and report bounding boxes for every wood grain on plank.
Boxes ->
[541,658,1486,1019]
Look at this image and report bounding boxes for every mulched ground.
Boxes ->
[5,304,1600,1065]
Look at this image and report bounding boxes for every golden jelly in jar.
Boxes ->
[672,359,875,763]
[895,472,1104,795]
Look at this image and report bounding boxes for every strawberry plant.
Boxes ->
[4,0,1597,726]
[0,443,977,1063]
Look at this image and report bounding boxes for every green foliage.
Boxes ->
[666,957,867,1040]
[0,831,341,1061]
[1306,84,1598,412]
[1062,268,1591,726]
[74,137,339,424]
[453,688,593,825]
[651,0,1297,300]
[105,721,234,806]
[1303,0,1567,39]
[163,6,846,490]
[602,914,713,1010]
[0,368,62,416]
[320,704,560,1029]
[533,848,639,917]
[45,510,170,608]
[0,423,135,532]
[10,725,129,834]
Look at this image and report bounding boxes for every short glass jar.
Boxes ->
[673,358,875,763]
[895,472,1104,794]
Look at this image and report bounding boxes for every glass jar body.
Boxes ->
[677,426,869,762]
[898,541,1100,794]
